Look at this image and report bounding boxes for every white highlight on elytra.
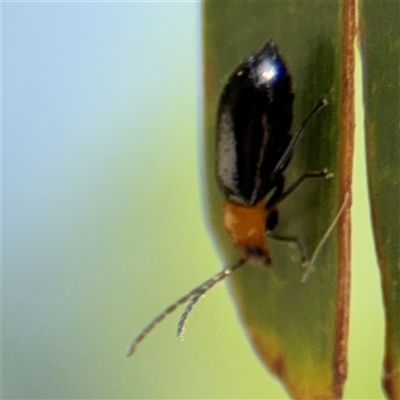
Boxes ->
[217,108,238,193]
[257,60,277,84]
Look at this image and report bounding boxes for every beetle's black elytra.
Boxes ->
[217,40,294,207]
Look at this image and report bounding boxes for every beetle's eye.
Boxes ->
[266,209,278,231]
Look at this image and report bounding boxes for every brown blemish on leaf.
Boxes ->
[271,354,286,377]
[382,325,400,398]
[249,328,291,395]
[382,352,400,399]
[249,326,284,377]
[249,326,333,399]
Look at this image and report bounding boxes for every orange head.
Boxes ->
[222,200,271,265]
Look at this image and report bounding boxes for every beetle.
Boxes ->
[218,39,330,266]
[126,39,331,356]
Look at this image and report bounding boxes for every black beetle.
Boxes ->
[217,40,330,266]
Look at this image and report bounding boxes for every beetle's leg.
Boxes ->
[268,169,332,208]
[267,231,308,265]
[265,208,307,265]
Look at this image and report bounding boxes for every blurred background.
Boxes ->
[3,2,385,398]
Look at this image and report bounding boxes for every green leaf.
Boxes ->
[360,2,400,398]
[203,1,355,398]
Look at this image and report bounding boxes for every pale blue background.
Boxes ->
[2,2,385,399]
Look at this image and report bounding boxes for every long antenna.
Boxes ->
[176,256,247,340]
[126,257,248,356]
[177,292,204,341]
[272,97,328,176]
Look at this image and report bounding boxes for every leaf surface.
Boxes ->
[202,1,355,398]
[360,2,400,398]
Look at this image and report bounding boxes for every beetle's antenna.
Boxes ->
[301,192,350,283]
[176,255,248,340]
[126,257,247,357]
[272,97,328,176]
[177,292,203,341]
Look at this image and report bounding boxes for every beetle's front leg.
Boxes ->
[267,230,308,266]
[265,208,308,266]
